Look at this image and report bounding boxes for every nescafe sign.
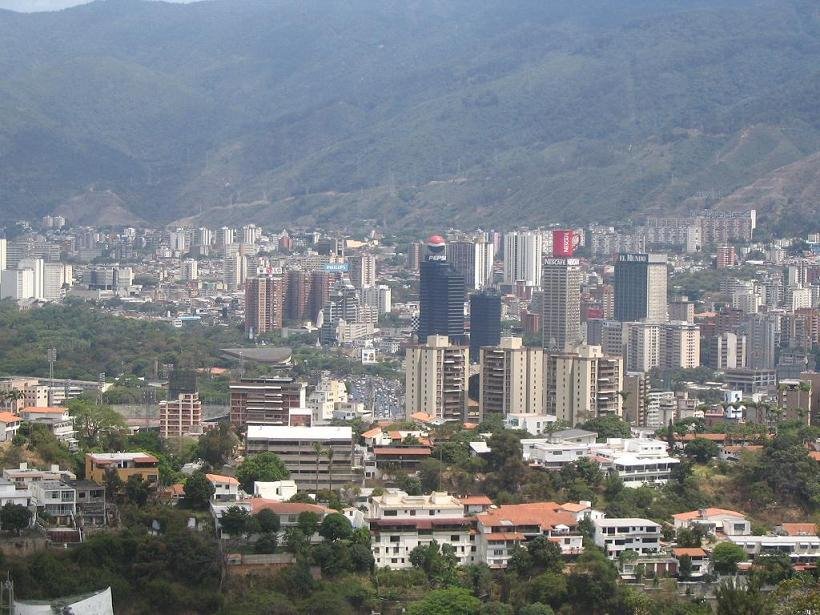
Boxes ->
[552,229,580,257]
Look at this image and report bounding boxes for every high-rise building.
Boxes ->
[17,258,44,300]
[182,259,198,282]
[418,235,465,344]
[320,277,363,345]
[469,291,501,361]
[285,270,309,322]
[405,335,468,422]
[448,240,494,290]
[715,245,737,269]
[622,372,649,426]
[348,253,377,288]
[0,269,34,301]
[614,253,668,323]
[362,285,392,315]
[223,252,244,291]
[541,257,581,352]
[503,230,543,287]
[407,241,422,272]
[625,321,701,371]
[242,224,260,245]
[706,332,747,370]
[229,377,307,428]
[43,262,72,300]
[669,300,695,324]
[0,238,6,272]
[479,337,543,419]
[307,271,331,323]
[245,275,285,335]
[159,392,203,439]
[218,227,235,247]
[543,345,623,425]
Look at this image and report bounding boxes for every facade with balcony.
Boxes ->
[593,517,662,559]
[30,480,77,524]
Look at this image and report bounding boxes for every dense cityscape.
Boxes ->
[0,208,816,612]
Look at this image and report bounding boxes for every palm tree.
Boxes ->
[312,442,326,494]
[325,446,335,493]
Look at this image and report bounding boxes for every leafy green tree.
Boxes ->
[507,545,533,577]
[197,423,238,467]
[579,415,631,441]
[255,508,281,534]
[351,526,371,546]
[527,535,563,575]
[407,587,481,615]
[478,602,513,615]
[297,511,320,536]
[409,540,458,586]
[684,438,720,463]
[419,458,443,493]
[712,541,748,575]
[566,548,620,614]
[676,526,705,548]
[182,471,214,509]
[0,503,31,534]
[67,398,127,446]
[219,506,252,537]
[715,578,769,614]
[350,542,375,572]
[124,474,150,506]
[678,555,692,580]
[318,512,352,542]
[254,532,278,554]
[284,527,309,554]
[235,452,289,492]
[519,604,554,615]
[525,572,567,610]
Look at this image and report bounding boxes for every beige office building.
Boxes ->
[544,345,622,426]
[479,337,543,419]
[405,335,468,422]
[159,393,203,439]
[542,257,582,352]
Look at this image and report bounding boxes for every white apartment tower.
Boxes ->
[503,231,543,287]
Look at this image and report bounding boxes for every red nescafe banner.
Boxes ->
[552,229,580,257]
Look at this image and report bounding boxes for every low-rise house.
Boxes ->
[245,425,355,491]
[672,547,710,578]
[504,414,558,435]
[672,508,751,537]
[206,474,240,502]
[459,495,493,516]
[371,446,432,476]
[68,480,106,526]
[369,490,472,569]
[253,480,298,501]
[211,499,330,538]
[728,535,820,563]
[593,518,662,559]
[0,477,31,507]
[0,412,21,442]
[19,407,77,448]
[475,502,592,568]
[85,452,160,487]
[546,429,598,445]
[3,463,76,489]
[596,439,680,487]
[30,480,76,524]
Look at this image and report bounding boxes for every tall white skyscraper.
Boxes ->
[0,238,6,273]
[503,230,543,287]
[17,258,44,300]
[447,240,494,290]
[1,269,35,301]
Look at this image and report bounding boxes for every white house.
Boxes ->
[596,439,680,487]
[593,517,662,559]
[369,490,473,569]
[728,535,820,563]
[206,474,240,502]
[30,480,76,524]
[672,508,751,537]
[0,478,31,507]
[253,480,297,501]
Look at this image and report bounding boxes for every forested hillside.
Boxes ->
[0,0,818,230]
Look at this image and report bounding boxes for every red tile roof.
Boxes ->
[672,508,746,521]
[673,547,707,558]
[460,496,493,506]
[779,523,817,536]
[486,532,525,541]
[476,502,577,532]
[0,412,20,424]
[206,473,239,485]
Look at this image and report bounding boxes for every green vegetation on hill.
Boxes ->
[0,0,818,230]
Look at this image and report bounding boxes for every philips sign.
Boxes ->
[325,263,349,272]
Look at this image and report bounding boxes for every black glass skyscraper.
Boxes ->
[418,235,466,344]
[469,291,501,362]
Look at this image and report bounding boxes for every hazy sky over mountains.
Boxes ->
[0,0,200,11]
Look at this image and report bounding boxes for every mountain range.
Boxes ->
[0,0,818,232]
